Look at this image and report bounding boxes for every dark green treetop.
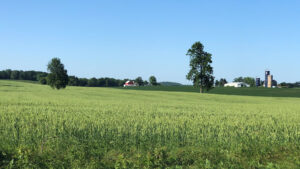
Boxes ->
[47,57,68,89]
[149,76,157,86]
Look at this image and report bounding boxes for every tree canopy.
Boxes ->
[0,69,157,88]
[149,76,158,86]
[186,41,214,93]
[0,69,47,81]
[135,77,144,86]
[233,77,255,87]
[47,58,69,89]
[215,78,227,87]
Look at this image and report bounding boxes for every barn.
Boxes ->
[224,82,250,88]
[123,81,138,87]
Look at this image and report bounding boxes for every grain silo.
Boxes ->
[256,78,261,87]
[265,70,270,88]
[267,75,273,88]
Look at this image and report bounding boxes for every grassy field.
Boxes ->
[0,80,299,168]
[121,85,300,98]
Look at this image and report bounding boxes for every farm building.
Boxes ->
[224,82,250,88]
[123,80,138,87]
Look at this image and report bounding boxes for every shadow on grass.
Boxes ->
[118,86,300,98]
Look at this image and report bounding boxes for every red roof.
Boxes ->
[125,81,134,85]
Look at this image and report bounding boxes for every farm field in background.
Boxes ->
[0,80,299,168]
[121,85,300,98]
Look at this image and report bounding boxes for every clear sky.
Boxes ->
[1,1,299,84]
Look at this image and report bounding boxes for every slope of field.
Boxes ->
[121,85,300,98]
[0,80,299,168]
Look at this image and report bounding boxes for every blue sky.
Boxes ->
[1,1,299,84]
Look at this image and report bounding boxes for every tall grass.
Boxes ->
[0,80,299,168]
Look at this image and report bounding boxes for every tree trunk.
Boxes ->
[200,86,203,93]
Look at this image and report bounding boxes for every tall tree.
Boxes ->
[47,58,69,89]
[149,76,157,86]
[186,41,214,93]
[135,76,144,86]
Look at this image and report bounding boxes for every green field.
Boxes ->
[121,85,300,98]
[0,80,299,168]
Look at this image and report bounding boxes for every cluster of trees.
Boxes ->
[0,69,159,88]
[68,76,127,87]
[0,69,48,82]
[279,82,300,88]
[77,75,158,87]
[233,77,256,87]
[0,58,159,89]
[215,78,227,87]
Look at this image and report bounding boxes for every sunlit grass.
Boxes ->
[0,80,299,168]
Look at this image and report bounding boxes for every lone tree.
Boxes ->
[47,57,69,89]
[186,41,214,93]
[149,76,157,86]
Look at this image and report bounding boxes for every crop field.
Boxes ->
[121,85,300,98]
[0,80,299,168]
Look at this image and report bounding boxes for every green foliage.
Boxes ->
[10,70,20,80]
[0,69,12,79]
[280,82,300,88]
[0,80,300,168]
[0,69,133,87]
[78,78,88,86]
[234,76,255,87]
[215,78,227,87]
[219,78,227,87]
[88,77,98,87]
[39,77,47,85]
[143,80,149,86]
[186,41,214,93]
[243,77,255,87]
[0,69,47,81]
[215,80,220,87]
[121,85,300,98]
[47,58,69,89]
[149,76,158,86]
[135,76,144,86]
[159,81,182,86]
[68,76,79,86]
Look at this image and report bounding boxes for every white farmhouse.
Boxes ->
[224,82,250,88]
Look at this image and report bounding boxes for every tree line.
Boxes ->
[233,77,256,87]
[68,76,157,87]
[0,58,159,89]
[0,69,47,82]
[0,69,158,87]
[279,82,300,88]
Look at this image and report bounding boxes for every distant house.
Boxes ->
[123,80,138,87]
[224,82,250,88]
